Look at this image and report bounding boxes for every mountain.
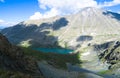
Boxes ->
[0,33,43,77]
[1,7,120,77]
[0,33,104,78]
[1,7,120,49]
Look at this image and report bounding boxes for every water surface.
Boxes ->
[34,48,73,54]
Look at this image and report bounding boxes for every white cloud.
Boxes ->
[30,12,42,20]
[29,0,120,20]
[0,19,16,28]
[99,0,120,7]
[29,0,98,20]
[3,22,16,26]
[29,8,59,20]
[38,0,98,14]
[0,19,4,24]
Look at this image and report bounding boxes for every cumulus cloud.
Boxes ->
[29,0,120,20]
[38,0,98,14]
[29,8,59,20]
[99,0,120,7]
[29,0,98,20]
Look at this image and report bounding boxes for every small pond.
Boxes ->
[34,48,74,54]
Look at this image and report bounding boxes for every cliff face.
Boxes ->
[0,33,41,77]
[98,41,120,70]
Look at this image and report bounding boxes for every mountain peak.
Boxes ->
[76,7,103,17]
[80,7,101,12]
[82,7,97,10]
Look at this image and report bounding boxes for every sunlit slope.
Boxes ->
[1,7,120,48]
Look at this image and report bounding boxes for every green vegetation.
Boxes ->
[0,69,32,78]
[98,70,112,75]
[22,47,81,69]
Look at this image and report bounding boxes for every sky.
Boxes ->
[0,0,120,28]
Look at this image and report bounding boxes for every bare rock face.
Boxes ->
[0,33,40,75]
[98,42,120,69]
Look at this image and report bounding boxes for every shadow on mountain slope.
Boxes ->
[39,17,68,30]
[1,17,69,48]
[76,35,93,42]
[93,41,114,51]
[52,17,68,30]
[103,11,120,21]
[0,33,43,78]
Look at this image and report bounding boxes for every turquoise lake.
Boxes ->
[34,48,74,54]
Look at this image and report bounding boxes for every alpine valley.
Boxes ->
[1,7,120,78]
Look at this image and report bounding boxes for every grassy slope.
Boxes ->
[22,47,81,69]
[0,69,32,78]
[0,47,81,77]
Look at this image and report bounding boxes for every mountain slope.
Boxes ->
[1,7,120,48]
[1,7,120,77]
[0,33,43,77]
[0,33,104,78]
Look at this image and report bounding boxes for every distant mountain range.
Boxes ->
[1,7,120,48]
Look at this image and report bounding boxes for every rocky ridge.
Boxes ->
[0,33,42,77]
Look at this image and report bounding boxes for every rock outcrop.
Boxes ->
[0,33,42,77]
[98,41,120,70]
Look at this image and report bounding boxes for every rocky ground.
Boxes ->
[0,31,120,78]
[38,61,103,78]
[79,41,120,78]
[0,33,43,78]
